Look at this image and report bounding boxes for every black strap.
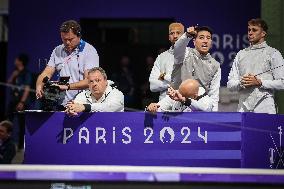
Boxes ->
[196,92,207,101]
[83,104,91,112]
[182,98,192,106]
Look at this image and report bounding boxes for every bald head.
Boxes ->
[178,79,199,99]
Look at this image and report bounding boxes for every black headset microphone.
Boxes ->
[77,30,81,37]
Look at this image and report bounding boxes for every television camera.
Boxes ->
[41,76,70,111]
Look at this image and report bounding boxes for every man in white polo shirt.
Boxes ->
[36,20,99,110]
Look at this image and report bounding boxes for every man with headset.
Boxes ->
[65,67,124,115]
[36,20,99,110]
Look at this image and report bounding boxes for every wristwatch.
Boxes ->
[182,98,192,106]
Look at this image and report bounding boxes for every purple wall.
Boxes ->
[8,0,260,85]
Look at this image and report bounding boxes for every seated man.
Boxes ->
[65,67,124,116]
[0,120,16,164]
[147,79,213,112]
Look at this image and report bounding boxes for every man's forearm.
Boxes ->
[36,74,45,88]
[69,79,88,90]
[174,33,191,65]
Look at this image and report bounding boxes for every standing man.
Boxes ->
[6,54,32,150]
[171,26,221,111]
[149,23,184,100]
[227,18,284,114]
[36,20,99,110]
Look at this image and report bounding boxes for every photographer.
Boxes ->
[36,20,99,110]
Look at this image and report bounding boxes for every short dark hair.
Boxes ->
[16,53,29,67]
[195,26,213,37]
[0,120,13,134]
[248,18,268,32]
[60,20,81,37]
[88,67,107,80]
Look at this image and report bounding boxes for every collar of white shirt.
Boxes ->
[85,80,114,103]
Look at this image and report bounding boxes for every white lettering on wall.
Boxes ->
[79,127,89,144]
[96,127,106,144]
[63,128,73,144]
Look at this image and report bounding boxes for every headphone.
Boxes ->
[75,29,81,37]
[62,25,81,37]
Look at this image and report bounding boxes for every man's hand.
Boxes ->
[167,86,176,97]
[36,85,44,99]
[147,103,160,113]
[241,73,262,88]
[158,73,166,80]
[65,101,85,116]
[186,26,197,38]
[52,84,69,91]
[167,86,186,102]
[37,84,65,99]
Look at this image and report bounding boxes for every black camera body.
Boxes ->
[41,76,70,111]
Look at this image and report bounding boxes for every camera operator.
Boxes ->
[36,20,99,110]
